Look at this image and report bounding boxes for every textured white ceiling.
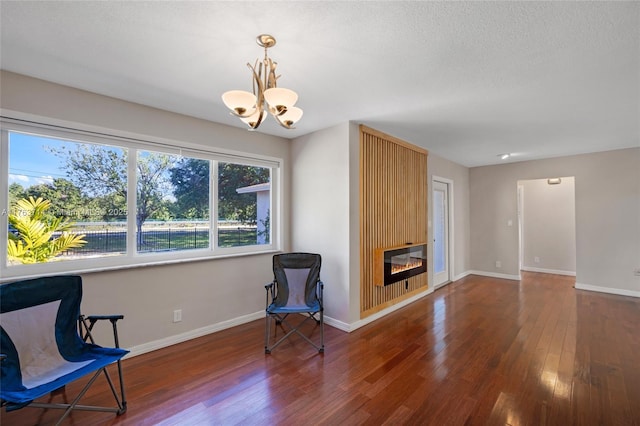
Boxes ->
[1,1,638,166]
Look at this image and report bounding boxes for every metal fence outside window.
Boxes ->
[61,221,263,256]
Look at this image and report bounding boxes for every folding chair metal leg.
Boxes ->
[29,367,126,426]
[77,315,128,413]
[265,313,285,353]
[101,363,127,414]
[265,313,271,354]
[319,309,325,353]
[265,312,324,353]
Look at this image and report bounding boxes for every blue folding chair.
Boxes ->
[0,275,128,425]
[265,253,324,353]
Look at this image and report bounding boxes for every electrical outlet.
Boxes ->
[173,309,182,323]
[496,261,501,268]
[534,256,540,263]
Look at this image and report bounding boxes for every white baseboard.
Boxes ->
[521,266,576,276]
[575,282,640,298]
[324,316,351,332]
[127,310,264,358]
[452,271,473,281]
[348,288,433,332]
[467,270,521,281]
[126,310,355,358]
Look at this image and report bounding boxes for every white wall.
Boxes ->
[290,123,354,327]
[470,148,640,296]
[520,177,576,275]
[428,153,471,282]
[0,71,292,353]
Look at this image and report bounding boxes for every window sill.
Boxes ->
[0,249,282,283]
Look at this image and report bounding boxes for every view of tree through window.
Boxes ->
[218,163,270,247]
[8,132,128,262]
[136,150,210,253]
[4,127,277,274]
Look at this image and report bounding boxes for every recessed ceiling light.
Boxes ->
[498,153,511,160]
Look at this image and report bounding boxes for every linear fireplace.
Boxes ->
[374,243,427,286]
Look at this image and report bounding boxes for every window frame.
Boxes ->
[0,116,282,281]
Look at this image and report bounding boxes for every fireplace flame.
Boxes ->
[391,257,423,275]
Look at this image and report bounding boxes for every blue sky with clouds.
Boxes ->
[8,132,67,187]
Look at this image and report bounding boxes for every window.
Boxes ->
[218,162,270,248]
[1,119,280,280]
[7,132,128,263]
[136,150,211,254]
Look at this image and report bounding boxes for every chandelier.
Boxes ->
[221,34,303,130]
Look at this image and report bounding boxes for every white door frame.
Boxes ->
[517,184,524,272]
[432,176,454,288]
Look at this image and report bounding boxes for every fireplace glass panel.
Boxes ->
[390,248,424,275]
[382,244,427,285]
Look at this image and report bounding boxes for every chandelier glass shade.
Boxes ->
[222,34,303,130]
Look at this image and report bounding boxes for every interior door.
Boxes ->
[433,180,450,287]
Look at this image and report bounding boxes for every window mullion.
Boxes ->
[271,166,279,249]
[0,130,9,275]
[127,148,138,256]
[211,161,219,251]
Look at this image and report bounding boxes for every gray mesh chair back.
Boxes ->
[265,253,324,353]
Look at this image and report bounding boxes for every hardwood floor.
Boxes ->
[3,272,639,425]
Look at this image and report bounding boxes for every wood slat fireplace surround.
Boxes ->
[359,125,428,318]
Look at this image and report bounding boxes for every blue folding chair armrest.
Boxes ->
[87,314,124,321]
[80,314,125,348]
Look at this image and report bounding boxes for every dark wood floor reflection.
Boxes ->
[3,272,640,425]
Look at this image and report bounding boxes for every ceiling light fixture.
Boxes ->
[221,34,303,131]
[499,153,511,160]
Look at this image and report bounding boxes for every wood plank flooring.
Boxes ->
[3,272,639,425]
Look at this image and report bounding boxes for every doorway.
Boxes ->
[432,177,453,288]
[517,177,576,276]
